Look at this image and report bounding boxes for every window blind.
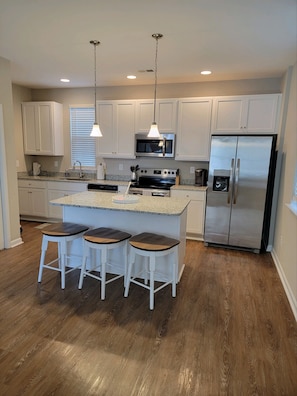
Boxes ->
[70,106,96,167]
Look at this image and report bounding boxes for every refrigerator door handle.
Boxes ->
[228,158,235,204]
[233,158,240,204]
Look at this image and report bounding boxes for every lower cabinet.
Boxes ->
[171,188,206,240]
[47,181,88,219]
[18,180,48,219]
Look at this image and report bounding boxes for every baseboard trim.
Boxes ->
[271,249,297,322]
[10,237,23,248]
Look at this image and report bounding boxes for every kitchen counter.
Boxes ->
[17,173,129,186]
[171,184,207,192]
[50,191,189,216]
[50,191,189,283]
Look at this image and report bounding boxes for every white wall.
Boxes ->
[0,57,22,248]
[272,62,297,320]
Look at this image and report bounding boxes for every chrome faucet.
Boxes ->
[73,160,84,178]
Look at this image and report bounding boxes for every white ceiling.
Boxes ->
[0,0,296,89]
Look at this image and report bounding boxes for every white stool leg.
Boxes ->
[100,247,107,300]
[38,236,48,283]
[124,248,135,297]
[60,239,67,289]
[172,247,177,297]
[78,243,89,289]
[149,254,156,310]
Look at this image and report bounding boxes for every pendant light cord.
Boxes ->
[90,40,100,124]
[152,33,163,124]
[153,37,159,123]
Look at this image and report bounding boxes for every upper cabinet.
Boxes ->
[22,101,64,156]
[211,94,281,134]
[135,99,178,133]
[97,100,136,158]
[175,98,212,161]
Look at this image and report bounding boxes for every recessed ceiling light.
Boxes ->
[201,70,212,75]
[60,78,70,83]
[127,75,136,79]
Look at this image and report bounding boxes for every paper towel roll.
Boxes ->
[96,163,105,180]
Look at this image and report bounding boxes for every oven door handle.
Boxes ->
[162,137,166,157]
[151,191,167,197]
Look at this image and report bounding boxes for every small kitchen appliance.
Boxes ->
[195,169,207,186]
[130,165,139,182]
[135,133,175,158]
[32,162,41,176]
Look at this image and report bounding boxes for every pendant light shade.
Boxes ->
[90,40,102,137]
[148,33,163,138]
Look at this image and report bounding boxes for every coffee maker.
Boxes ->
[195,169,208,186]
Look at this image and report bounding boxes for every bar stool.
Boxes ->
[37,222,89,289]
[78,227,131,300]
[124,232,180,310]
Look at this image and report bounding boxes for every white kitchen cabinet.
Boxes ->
[211,94,281,134]
[97,100,136,158]
[171,188,206,240]
[175,98,212,161]
[47,181,88,219]
[21,101,64,155]
[18,180,48,218]
[135,99,178,133]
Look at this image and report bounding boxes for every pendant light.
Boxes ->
[148,33,163,138]
[90,40,102,137]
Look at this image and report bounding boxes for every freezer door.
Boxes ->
[228,136,273,249]
[204,136,237,244]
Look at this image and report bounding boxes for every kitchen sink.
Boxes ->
[59,177,92,181]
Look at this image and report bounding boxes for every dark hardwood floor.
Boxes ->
[0,221,296,395]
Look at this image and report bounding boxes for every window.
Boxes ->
[70,106,96,167]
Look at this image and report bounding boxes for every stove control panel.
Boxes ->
[139,168,177,177]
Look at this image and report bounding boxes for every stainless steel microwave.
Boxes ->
[135,133,175,158]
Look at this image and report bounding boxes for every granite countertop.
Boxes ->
[50,191,190,216]
[18,173,206,190]
[17,173,129,186]
[171,184,207,191]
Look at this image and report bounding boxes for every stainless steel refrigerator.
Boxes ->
[204,134,277,253]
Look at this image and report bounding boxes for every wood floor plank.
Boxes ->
[0,221,296,395]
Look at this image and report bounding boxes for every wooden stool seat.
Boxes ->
[41,222,88,237]
[129,232,180,251]
[124,232,180,310]
[38,222,89,289]
[78,227,131,300]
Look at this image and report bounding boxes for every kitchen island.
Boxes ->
[50,191,190,282]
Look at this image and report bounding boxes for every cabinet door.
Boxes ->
[97,100,135,158]
[22,103,38,153]
[18,188,32,215]
[176,99,212,161]
[245,95,280,133]
[211,94,281,134]
[18,188,47,217]
[97,102,116,156]
[135,99,177,133]
[22,102,63,155]
[116,101,136,158]
[171,189,206,240]
[31,189,48,217]
[211,97,245,133]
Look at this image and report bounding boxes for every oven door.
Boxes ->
[135,133,175,158]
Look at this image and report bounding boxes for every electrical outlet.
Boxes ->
[54,161,58,167]
[16,160,19,168]
[119,164,123,171]
[190,166,195,174]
